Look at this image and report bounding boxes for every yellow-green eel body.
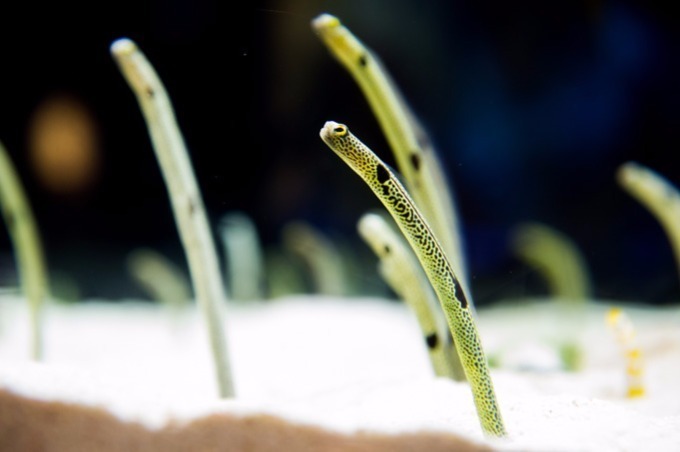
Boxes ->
[358,212,465,380]
[617,162,680,282]
[320,121,505,437]
[312,14,470,293]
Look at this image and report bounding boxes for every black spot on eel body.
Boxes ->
[376,164,390,184]
[426,333,439,349]
[358,54,367,67]
[383,245,391,254]
[410,153,421,171]
[453,276,468,309]
[145,86,155,97]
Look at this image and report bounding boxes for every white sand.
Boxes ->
[0,295,678,451]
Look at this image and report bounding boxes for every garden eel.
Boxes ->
[282,220,349,296]
[606,307,645,398]
[320,121,505,437]
[511,222,591,301]
[510,222,590,370]
[0,140,48,360]
[358,212,465,380]
[219,211,265,301]
[617,162,680,282]
[127,247,191,310]
[312,14,470,299]
[111,38,234,398]
[264,248,308,299]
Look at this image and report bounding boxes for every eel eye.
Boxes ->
[333,125,347,136]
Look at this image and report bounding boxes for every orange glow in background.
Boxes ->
[28,95,101,196]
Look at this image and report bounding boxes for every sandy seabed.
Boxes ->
[0,295,678,451]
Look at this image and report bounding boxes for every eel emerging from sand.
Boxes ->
[320,121,505,437]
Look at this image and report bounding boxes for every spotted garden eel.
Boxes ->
[617,162,680,283]
[606,307,645,398]
[320,121,505,437]
[312,14,470,297]
[358,212,465,380]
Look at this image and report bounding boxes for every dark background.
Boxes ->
[0,0,679,305]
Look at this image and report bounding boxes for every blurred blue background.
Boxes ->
[0,0,679,304]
